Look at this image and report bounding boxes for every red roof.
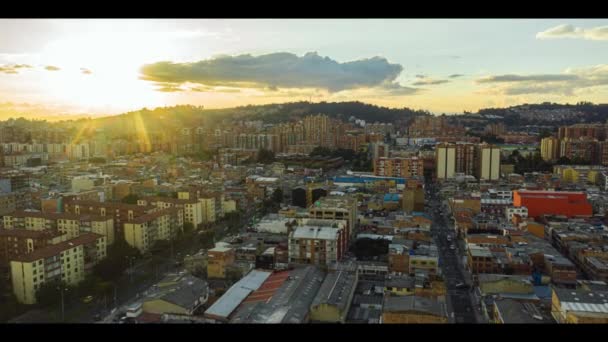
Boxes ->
[12,232,103,263]
[242,271,290,304]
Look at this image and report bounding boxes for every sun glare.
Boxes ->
[38,31,170,113]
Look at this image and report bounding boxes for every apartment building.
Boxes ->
[10,232,107,304]
[0,228,63,272]
[138,197,201,228]
[64,200,156,241]
[308,196,357,241]
[374,157,423,178]
[288,225,346,266]
[123,208,183,253]
[3,211,115,245]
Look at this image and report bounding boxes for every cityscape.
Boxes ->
[1,19,608,325]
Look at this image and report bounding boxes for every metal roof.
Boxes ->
[204,270,272,319]
[292,226,339,240]
[311,270,357,312]
[229,266,326,324]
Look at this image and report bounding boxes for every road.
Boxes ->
[426,181,481,324]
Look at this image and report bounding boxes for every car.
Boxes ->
[82,295,94,304]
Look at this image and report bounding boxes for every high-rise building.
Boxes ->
[455,143,477,176]
[560,137,599,164]
[374,157,423,178]
[403,180,425,212]
[558,124,606,141]
[371,142,389,160]
[436,143,501,180]
[540,137,560,162]
[436,143,456,180]
[476,144,501,181]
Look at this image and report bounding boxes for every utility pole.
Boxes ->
[59,285,67,323]
[113,284,118,309]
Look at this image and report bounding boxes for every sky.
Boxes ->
[1,19,608,118]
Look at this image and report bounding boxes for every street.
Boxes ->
[426,181,481,324]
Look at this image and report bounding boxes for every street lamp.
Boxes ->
[125,256,136,282]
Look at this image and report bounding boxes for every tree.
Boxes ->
[271,188,283,204]
[88,157,106,164]
[351,238,389,260]
[93,240,140,281]
[256,148,275,164]
[121,194,139,204]
[36,281,71,308]
[310,146,332,157]
[539,129,554,139]
[183,222,194,234]
[198,230,215,249]
[225,266,243,283]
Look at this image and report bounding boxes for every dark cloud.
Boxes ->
[476,74,579,83]
[140,51,417,94]
[0,63,32,74]
[44,65,60,71]
[80,68,92,75]
[449,74,464,78]
[415,74,426,79]
[412,79,450,86]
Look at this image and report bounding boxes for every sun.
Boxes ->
[38,30,171,113]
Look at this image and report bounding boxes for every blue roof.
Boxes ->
[411,212,432,220]
[533,286,552,299]
[383,193,400,202]
[333,176,406,185]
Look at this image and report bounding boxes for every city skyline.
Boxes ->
[1,19,608,118]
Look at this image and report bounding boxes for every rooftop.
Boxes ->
[292,226,340,241]
[311,270,357,312]
[12,232,103,263]
[204,270,272,320]
[230,266,325,323]
[144,273,208,310]
[383,295,447,318]
[494,299,551,323]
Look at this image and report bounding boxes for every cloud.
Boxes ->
[449,74,464,78]
[412,78,450,86]
[44,65,60,71]
[475,64,608,96]
[0,64,32,74]
[536,24,608,41]
[415,74,426,79]
[80,68,92,75]
[140,51,418,95]
[476,74,579,83]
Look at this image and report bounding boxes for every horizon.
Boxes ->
[2,19,608,118]
[1,99,606,123]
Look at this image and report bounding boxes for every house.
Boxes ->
[141,273,208,317]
